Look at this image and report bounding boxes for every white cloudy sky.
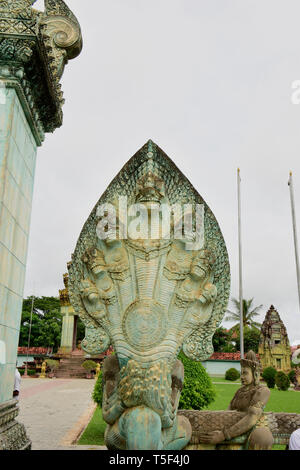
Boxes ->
[25,0,300,344]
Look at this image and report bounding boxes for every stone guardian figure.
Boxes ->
[198,351,274,450]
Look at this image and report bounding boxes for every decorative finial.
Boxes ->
[146,140,154,159]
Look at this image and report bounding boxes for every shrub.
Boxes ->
[275,371,290,391]
[92,370,103,406]
[46,359,59,372]
[178,351,215,410]
[262,367,277,389]
[82,360,97,372]
[19,369,36,376]
[289,369,296,384]
[225,368,240,381]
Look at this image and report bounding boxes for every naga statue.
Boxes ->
[68,140,231,450]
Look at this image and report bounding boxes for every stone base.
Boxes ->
[56,347,73,356]
[0,400,31,450]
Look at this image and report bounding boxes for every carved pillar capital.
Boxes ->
[0,0,82,145]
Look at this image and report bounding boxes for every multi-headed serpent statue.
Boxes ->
[68,140,231,450]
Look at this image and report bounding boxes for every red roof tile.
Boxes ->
[208,352,259,361]
[18,347,49,355]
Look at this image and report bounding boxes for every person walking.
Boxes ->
[13,367,21,402]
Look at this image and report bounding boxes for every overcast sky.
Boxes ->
[25,0,300,344]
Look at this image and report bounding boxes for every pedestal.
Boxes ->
[0,400,31,450]
[58,307,77,355]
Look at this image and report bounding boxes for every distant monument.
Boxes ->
[258,305,291,372]
[68,140,231,450]
[0,0,82,449]
[58,273,79,355]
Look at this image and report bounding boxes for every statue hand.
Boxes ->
[198,430,225,444]
[161,412,175,428]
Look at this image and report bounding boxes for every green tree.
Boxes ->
[19,296,85,351]
[233,326,261,353]
[225,298,262,329]
[213,327,231,352]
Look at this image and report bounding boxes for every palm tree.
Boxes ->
[224,298,263,330]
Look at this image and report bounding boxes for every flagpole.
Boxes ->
[237,168,244,359]
[288,172,300,311]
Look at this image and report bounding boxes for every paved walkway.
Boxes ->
[17,378,106,450]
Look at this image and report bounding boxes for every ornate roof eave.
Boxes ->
[0,0,82,145]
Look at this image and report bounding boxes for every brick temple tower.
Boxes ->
[258,305,291,372]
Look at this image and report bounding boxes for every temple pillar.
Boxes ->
[0,89,37,405]
[0,0,82,450]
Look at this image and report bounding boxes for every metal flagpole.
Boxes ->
[237,168,244,359]
[24,295,34,377]
[288,172,300,312]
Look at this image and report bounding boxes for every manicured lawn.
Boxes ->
[206,382,240,410]
[77,406,106,445]
[210,375,240,383]
[206,383,300,413]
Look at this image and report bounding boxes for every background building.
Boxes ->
[258,305,291,372]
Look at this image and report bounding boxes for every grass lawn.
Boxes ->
[78,383,300,449]
[206,382,300,413]
[210,376,240,383]
[77,406,106,445]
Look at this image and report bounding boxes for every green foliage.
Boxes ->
[225,368,240,381]
[178,351,215,410]
[92,370,103,406]
[19,296,85,351]
[19,297,62,350]
[19,369,36,376]
[46,359,59,371]
[288,369,296,384]
[212,327,235,352]
[82,360,97,372]
[275,371,290,391]
[225,298,262,329]
[262,367,277,389]
[233,326,261,353]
